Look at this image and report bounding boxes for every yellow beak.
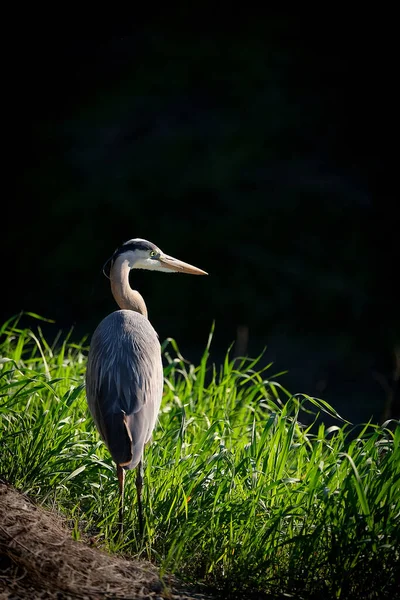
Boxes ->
[159,254,208,275]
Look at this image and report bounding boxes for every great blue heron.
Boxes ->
[85,238,207,535]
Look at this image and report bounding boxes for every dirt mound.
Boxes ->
[0,481,211,600]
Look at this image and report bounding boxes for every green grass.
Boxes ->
[1,314,399,599]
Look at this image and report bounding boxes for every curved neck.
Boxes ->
[110,256,148,318]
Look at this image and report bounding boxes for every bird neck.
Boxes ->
[110,256,148,318]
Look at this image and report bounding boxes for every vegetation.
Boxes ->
[1,315,399,599]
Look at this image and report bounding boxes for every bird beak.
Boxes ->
[159,254,208,275]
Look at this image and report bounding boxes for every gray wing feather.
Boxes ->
[86,310,163,469]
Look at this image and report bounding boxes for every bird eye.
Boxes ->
[150,250,157,258]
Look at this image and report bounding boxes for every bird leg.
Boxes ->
[136,460,144,535]
[117,464,125,536]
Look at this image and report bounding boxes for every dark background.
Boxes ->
[6,22,399,423]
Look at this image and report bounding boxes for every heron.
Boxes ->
[85,238,207,535]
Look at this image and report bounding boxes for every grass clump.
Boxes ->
[1,315,399,599]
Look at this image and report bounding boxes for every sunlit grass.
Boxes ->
[1,314,399,599]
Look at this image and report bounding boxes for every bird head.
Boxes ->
[103,238,208,278]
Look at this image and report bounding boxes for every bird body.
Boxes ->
[86,309,163,469]
[85,238,207,535]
